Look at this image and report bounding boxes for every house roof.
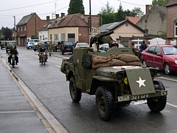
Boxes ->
[57,14,88,28]
[126,16,141,24]
[17,13,35,26]
[99,20,144,33]
[99,20,125,32]
[166,0,177,7]
[156,6,167,13]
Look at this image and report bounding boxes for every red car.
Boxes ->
[141,45,177,75]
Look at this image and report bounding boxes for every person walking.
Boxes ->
[140,40,147,52]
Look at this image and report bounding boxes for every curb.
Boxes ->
[0,57,68,133]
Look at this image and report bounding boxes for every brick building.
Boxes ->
[166,0,177,39]
[16,13,47,46]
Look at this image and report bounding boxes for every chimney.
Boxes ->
[56,14,59,18]
[146,5,150,14]
[46,16,50,21]
[61,13,65,18]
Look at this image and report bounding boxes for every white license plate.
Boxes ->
[66,48,71,50]
[133,100,147,105]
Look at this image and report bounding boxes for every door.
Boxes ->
[68,34,75,44]
[153,46,163,69]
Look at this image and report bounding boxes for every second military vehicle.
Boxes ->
[60,31,167,121]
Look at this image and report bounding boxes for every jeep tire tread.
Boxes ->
[96,86,114,121]
[147,80,167,112]
[69,77,81,102]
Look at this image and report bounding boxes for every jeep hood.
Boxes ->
[94,66,156,95]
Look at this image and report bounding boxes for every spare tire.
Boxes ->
[82,53,92,69]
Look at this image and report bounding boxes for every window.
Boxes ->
[50,34,52,41]
[40,36,42,40]
[24,26,26,31]
[61,33,65,41]
[175,21,177,37]
[147,46,156,54]
[54,34,59,40]
[154,46,161,54]
[21,27,23,31]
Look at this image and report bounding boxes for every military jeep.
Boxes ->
[60,31,167,121]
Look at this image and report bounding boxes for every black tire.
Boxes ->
[69,77,81,102]
[147,80,167,112]
[62,51,64,55]
[96,86,114,121]
[164,63,171,75]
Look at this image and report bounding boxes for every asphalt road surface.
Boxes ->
[1,47,177,133]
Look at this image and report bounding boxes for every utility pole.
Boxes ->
[13,16,17,44]
[89,0,92,35]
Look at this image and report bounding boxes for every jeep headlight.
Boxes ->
[116,72,123,80]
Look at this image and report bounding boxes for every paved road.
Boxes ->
[1,47,177,133]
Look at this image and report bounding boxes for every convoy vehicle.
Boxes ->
[60,31,167,121]
[5,41,16,53]
[0,41,6,49]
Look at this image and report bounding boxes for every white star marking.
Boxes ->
[136,77,146,88]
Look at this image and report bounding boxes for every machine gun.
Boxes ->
[90,30,114,51]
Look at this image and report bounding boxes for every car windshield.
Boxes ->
[76,43,89,47]
[64,42,73,46]
[34,40,39,42]
[163,46,177,55]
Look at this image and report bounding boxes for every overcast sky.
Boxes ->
[0,0,152,28]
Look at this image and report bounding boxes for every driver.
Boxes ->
[8,46,19,65]
[38,45,48,62]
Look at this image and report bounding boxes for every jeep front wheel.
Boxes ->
[69,77,81,102]
[96,86,114,121]
[147,80,167,112]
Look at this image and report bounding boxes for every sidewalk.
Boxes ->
[0,58,50,132]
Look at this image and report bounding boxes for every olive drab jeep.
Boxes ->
[60,31,167,121]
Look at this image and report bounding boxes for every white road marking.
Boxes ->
[55,65,60,68]
[167,103,177,108]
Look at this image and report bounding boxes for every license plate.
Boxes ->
[133,100,147,105]
[66,48,71,50]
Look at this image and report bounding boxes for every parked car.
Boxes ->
[141,44,177,75]
[99,43,125,52]
[99,43,109,52]
[26,41,34,49]
[75,42,89,48]
[60,41,74,55]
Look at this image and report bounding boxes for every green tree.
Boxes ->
[31,34,37,39]
[3,27,12,40]
[152,0,170,6]
[68,0,85,14]
[114,3,125,22]
[99,2,115,25]
[129,7,144,17]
